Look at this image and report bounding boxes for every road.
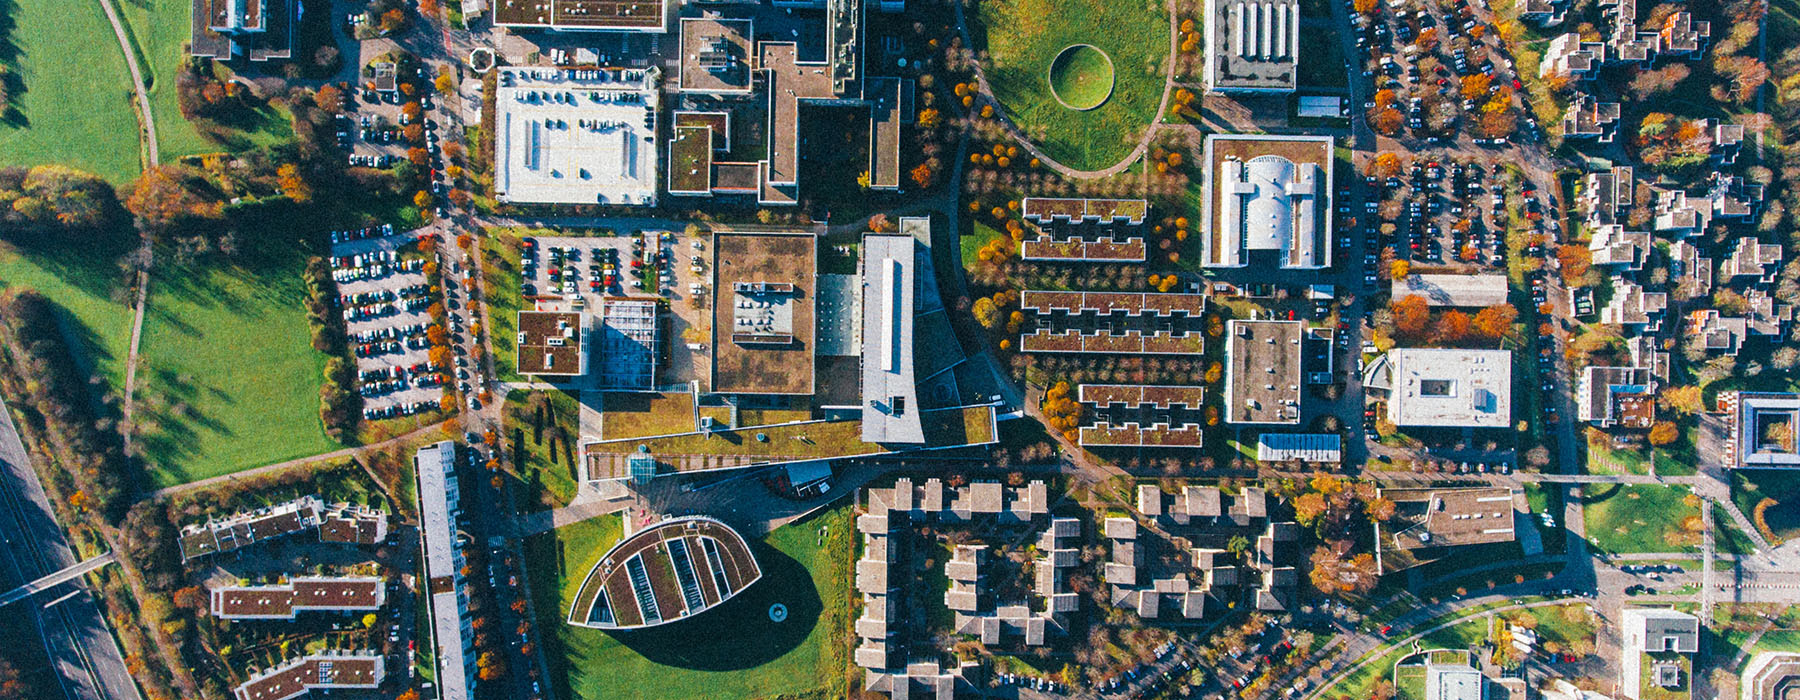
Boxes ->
[0,401,141,700]
[0,552,116,608]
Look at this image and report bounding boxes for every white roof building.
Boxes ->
[1204,0,1301,93]
[861,235,923,445]
[1203,134,1333,269]
[494,67,660,206]
[1383,349,1512,428]
[414,441,474,700]
[1426,662,1487,700]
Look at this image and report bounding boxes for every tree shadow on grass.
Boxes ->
[606,540,822,671]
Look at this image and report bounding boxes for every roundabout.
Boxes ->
[1047,44,1115,111]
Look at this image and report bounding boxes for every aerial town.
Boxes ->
[1,0,1799,697]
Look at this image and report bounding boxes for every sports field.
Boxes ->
[527,506,855,700]
[970,0,1167,170]
[135,234,338,487]
[0,0,144,183]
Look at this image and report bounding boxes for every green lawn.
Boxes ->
[970,0,1167,170]
[1732,470,1800,542]
[600,392,697,439]
[480,229,530,383]
[1394,664,1426,700]
[0,0,145,183]
[1586,440,1650,476]
[527,505,856,700]
[1582,484,1702,555]
[135,234,339,486]
[0,235,138,387]
[960,221,1007,271]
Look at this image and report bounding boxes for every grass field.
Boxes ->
[136,234,339,486]
[0,0,145,183]
[0,235,138,387]
[970,0,1167,170]
[601,392,696,439]
[480,229,531,383]
[1582,484,1702,555]
[1713,504,1756,556]
[1586,441,1650,476]
[527,505,856,700]
[1732,470,1800,542]
[1048,45,1115,109]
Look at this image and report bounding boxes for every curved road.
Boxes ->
[952,0,1179,179]
[93,0,159,168]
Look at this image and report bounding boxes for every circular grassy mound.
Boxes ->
[1048,44,1115,111]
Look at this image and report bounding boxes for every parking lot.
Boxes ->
[523,233,712,388]
[329,225,447,421]
[1365,156,1505,267]
[322,78,454,216]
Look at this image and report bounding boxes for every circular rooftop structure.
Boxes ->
[566,516,762,630]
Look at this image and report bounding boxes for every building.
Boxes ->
[178,496,325,561]
[566,516,761,629]
[1541,33,1604,79]
[1255,433,1341,463]
[190,0,296,63]
[710,231,817,395]
[861,235,923,445]
[1425,661,1488,700]
[1378,487,1518,571]
[1519,0,1569,24]
[493,67,660,206]
[1718,236,1783,282]
[1621,608,1699,700]
[677,18,755,94]
[1582,166,1634,228]
[1588,225,1651,270]
[1687,309,1749,355]
[319,503,389,545]
[1671,240,1713,296]
[1018,291,1206,355]
[1077,385,1205,448]
[415,441,474,700]
[516,310,586,376]
[1392,274,1509,308]
[597,298,658,391]
[1658,11,1711,57]
[1562,96,1622,142]
[492,0,671,31]
[1203,0,1300,93]
[1600,277,1668,330]
[1578,366,1655,429]
[1224,320,1302,425]
[210,576,386,620]
[230,652,384,700]
[1724,392,1800,469]
[1381,349,1512,428]
[1019,198,1150,262]
[1202,135,1334,269]
[1741,652,1800,700]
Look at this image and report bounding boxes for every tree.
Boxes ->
[1648,421,1679,446]
[435,72,455,95]
[1662,385,1703,415]
[1370,152,1403,178]
[1390,259,1410,279]
[277,163,312,203]
[125,164,222,230]
[1309,541,1379,596]
[917,107,941,129]
[1557,244,1591,285]
[1372,107,1404,135]
[972,297,1001,329]
[1472,304,1518,339]
[314,84,343,112]
[1437,310,1471,343]
[429,345,452,367]
[414,190,433,209]
[408,147,430,167]
[1391,294,1431,337]
[909,163,935,188]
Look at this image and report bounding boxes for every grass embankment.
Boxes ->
[502,389,582,510]
[0,235,137,386]
[970,0,1168,170]
[526,506,856,700]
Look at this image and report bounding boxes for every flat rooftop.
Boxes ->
[1383,487,1518,551]
[517,310,585,376]
[211,577,386,619]
[1730,392,1800,468]
[494,67,659,206]
[1019,291,1207,355]
[710,231,817,395]
[1224,320,1303,425]
[1204,134,1333,269]
[598,298,658,391]
[861,235,923,445]
[1204,0,1300,92]
[1020,197,1150,262]
[867,77,905,191]
[1078,384,1206,448]
[1393,274,1510,308]
[1385,348,1513,428]
[678,18,754,94]
[231,653,383,700]
[492,0,669,30]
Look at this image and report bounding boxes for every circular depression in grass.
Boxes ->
[1047,44,1115,111]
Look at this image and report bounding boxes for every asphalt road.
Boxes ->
[0,403,141,700]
